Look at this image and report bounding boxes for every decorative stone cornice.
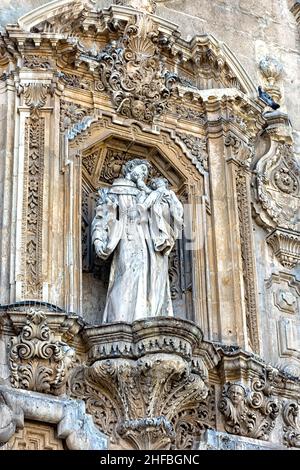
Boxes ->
[282,400,300,448]
[83,317,218,366]
[266,228,300,269]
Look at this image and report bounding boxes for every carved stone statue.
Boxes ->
[92,159,183,323]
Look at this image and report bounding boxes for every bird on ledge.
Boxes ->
[258,86,280,110]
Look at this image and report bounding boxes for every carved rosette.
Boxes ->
[218,375,280,440]
[70,318,219,450]
[9,309,75,395]
[282,401,300,448]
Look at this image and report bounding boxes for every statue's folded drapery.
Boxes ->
[92,176,183,323]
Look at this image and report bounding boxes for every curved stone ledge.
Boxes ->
[83,316,218,366]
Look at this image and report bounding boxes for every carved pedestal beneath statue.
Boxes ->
[71,317,219,450]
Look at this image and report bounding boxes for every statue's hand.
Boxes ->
[94,239,106,257]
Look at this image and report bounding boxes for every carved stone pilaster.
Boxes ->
[9,308,76,395]
[218,378,279,440]
[21,83,51,298]
[282,400,300,448]
[70,318,219,450]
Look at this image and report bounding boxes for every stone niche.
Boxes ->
[80,135,196,324]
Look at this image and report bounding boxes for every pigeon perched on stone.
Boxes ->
[258,86,280,110]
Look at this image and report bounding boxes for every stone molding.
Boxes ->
[0,385,108,450]
[71,317,219,449]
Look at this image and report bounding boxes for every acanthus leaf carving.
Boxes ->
[176,132,208,172]
[282,400,300,448]
[60,100,93,132]
[70,354,212,450]
[23,55,52,70]
[9,309,75,395]
[218,374,280,441]
[225,134,254,168]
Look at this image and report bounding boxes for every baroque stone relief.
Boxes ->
[218,377,280,440]
[9,309,76,395]
[96,15,179,122]
[253,142,300,268]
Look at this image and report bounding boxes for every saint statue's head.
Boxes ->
[122,159,152,183]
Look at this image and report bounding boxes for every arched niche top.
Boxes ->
[68,114,206,191]
[8,0,256,96]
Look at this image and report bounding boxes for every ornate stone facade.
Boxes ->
[0,0,299,452]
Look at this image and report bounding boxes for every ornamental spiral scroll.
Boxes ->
[9,309,75,395]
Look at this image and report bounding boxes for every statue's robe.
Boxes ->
[91,178,183,323]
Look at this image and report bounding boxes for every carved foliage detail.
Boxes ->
[282,401,300,448]
[9,309,75,395]
[255,144,300,231]
[219,375,279,440]
[177,133,208,172]
[70,354,213,450]
[97,16,178,122]
[60,101,92,132]
[225,134,253,168]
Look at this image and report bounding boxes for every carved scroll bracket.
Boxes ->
[0,385,107,450]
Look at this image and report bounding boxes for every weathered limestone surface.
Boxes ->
[0,0,300,451]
